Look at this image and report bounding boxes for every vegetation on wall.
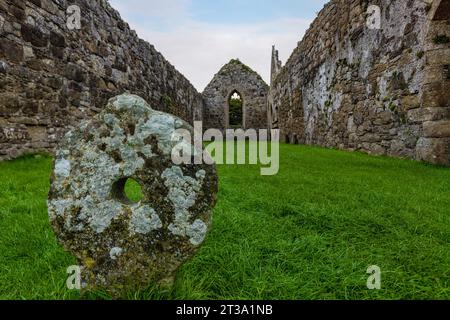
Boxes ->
[433,34,450,44]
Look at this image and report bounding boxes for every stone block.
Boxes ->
[66,64,86,82]
[401,95,420,110]
[27,125,47,141]
[423,120,450,138]
[416,137,450,165]
[0,38,23,62]
[49,30,65,47]
[408,107,449,123]
[421,82,449,108]
[21,24,48,47]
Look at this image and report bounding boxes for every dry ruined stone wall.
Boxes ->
[203,59,268,130]
[269,0,450,165]
[0,0,203,160]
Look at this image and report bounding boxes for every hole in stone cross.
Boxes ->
[112,177,143,204]
[228,90,243,129]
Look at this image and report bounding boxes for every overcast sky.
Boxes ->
[109,0,328,91]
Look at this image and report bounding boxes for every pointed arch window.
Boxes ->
[228,91,243,128]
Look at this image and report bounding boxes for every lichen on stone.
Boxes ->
[162,166,208,245]
[129,205,162,235]
[48,93,218,297]
[54,158,71,178]
[186,219,208,246]
[109,247,123,260]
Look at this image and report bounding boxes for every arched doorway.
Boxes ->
[228,90,244,129]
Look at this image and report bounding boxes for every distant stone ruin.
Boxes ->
[203,59,268,131]
[0,0,449,165]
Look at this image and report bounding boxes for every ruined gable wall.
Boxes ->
[270,0,450,165]
[203,59,268,130]
[0,0,203,160]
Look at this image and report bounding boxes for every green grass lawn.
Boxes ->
[0,144,449,300]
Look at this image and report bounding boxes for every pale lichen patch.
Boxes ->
[88,200,123,233]
[186,219,208,246]
[48,199,73,219]
[110,94,151,118]
[162,166,206,243]
[129,205,162,235]
[55,158,71,178]
[109,247,123,260]
[119,145,145,176]
[140,113,177,155]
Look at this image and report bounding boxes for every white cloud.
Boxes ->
[109,1,312,91]
[109,0,191,22]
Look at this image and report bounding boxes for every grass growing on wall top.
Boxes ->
[0,144,449,300]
